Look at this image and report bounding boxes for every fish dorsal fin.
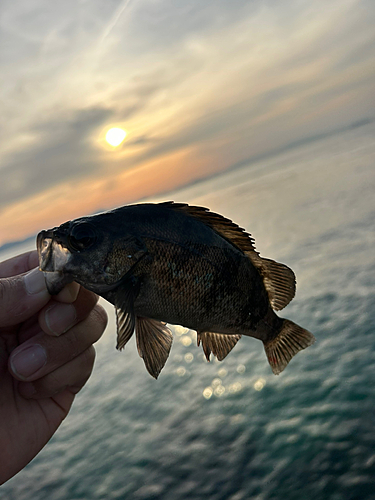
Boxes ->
[197,331,241,361]
[135,317,173,379]
[252,257,296,311]
[163,202,258,254]
[115,284,136,350]
[164,202,296,311]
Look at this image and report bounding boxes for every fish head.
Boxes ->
[37,215,147,295]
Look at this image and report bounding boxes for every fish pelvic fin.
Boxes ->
[197,331,241,362]
[248,255,296,311]
[263,319,315,375]
[135,317,173,379]
[115,285,136,350]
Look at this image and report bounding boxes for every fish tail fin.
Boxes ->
[263,319,315,375]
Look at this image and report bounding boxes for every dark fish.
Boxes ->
[37,202,315,378]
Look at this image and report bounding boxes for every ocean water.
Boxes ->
[1,123,375,499]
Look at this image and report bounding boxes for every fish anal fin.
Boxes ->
[114,284,136,350]
[198,331,241,362]
[247,254,296,311]
[136,317,173,379]
[164,202,258,255]
[264,319,315,375]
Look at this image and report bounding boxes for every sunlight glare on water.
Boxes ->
[2,123,375,500]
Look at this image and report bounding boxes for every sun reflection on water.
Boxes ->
[254,378,266,391]
[228,382,242,393]
[203,387,213,399]
[214,385,225,397]
[184,353,194,363]
[211,378,222,388]
[174,326,189,336]
[176,367,186,377]
[171,325,248,400]
[180,335,192,346]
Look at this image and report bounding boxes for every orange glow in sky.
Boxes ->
[0,0,374,247]
[0,147,215,245]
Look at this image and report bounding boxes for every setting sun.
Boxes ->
[105,127,127,147]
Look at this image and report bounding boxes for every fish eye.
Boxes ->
[68,223,97,252]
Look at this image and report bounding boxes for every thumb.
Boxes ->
[0,268,50,328]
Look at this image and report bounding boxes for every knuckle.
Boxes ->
[78,287,98,309]
[27,251,39,270]
[74,347,96,387]
[0,277,28,320]
[62,327,81,360]
[82,345,96,366]
[91,304,108,331]
[33,347,96,397]
[46,371,63,393]
[34,371,65,397]
[0,277,6,296]
[0,279,6,305]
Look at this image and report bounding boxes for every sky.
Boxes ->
[0,0,374,246]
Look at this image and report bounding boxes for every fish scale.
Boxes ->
[37,201,315,378]
[136,239,254,331]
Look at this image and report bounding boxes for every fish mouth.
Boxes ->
[37,230,74,295]
[37,229,147,296]
[36,230,130,296]
[37,230,72,273]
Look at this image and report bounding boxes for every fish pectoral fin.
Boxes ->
[197,331,241,362]
[119,235,148,267]
[135,317,173,379]
[247,254,296,311]
[114,285,136,350]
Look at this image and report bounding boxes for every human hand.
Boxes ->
[0,250,107,484]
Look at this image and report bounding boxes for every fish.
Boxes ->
[37,202,315,378]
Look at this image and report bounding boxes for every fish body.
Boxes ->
[37,202,315,378]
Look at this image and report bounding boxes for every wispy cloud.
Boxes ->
[0,107,112,208]
[99,0,134,44]
[0,0,374,245]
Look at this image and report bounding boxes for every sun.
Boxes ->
[105,128,127,147]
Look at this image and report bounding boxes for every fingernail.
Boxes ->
[11,345,47,379]
[45,303,76,335]
[24,268,47,295]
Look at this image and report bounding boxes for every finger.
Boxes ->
[38,286,99,336]
[9,304,107,381]
[17,346,96,399]
[0,251,38,278]
[0,268,50,327]
[54,282,80,304]
[0,249,80,310]
[16,287,98,344]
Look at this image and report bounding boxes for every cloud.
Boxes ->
[0,107,112,208]
[0,0,374,245]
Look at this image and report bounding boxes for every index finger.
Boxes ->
[54,282,81,303]
[0,251,38,278]
[0,250,81,302]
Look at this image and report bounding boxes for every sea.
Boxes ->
[1,122,375,500]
